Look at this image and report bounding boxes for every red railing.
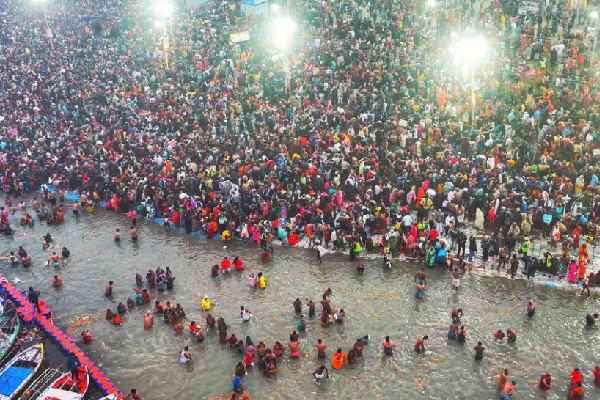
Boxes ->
[0,276,122,399]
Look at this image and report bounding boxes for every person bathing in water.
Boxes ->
[313,364,329,383]
[414,336,428,354]
[527,300,536,318]
[129,225,138,241]
[383,336,395,356]
[240,306,252,322]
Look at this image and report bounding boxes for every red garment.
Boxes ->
[538,373,551,391]
[170,210,180,225]
[81,332,93,345]
[112,313,122,325]
[288,233,299,246]
[220,258,231,271]
[570,369,583,386]
[594,367,600,386]
[487,207,496,224]
[243,352,253,367]
[234,258,244,271]
[207,221,218,237]
[428,230,439,241]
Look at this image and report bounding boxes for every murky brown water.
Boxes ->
[1,209,599,399]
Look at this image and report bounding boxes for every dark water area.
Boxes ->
[1,209,599,400]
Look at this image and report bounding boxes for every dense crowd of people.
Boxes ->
[4,0,600,398]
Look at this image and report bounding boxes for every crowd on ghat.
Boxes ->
[2,0,600,285]
[6,0,600,279]
[4,0,600,398]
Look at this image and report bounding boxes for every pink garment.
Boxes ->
[406,190,416,205]
[334,191,344,208]
[251,226,260,245]
[567,262,578,284]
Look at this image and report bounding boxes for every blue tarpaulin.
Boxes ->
[0,367,33,396]
[65,192,80,202]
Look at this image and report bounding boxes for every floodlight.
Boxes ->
[153,0,173,18]
[270,15,298,51]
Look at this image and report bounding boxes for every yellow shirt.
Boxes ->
[258,276,267,289]
[201,299,212,311]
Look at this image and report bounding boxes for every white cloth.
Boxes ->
[241,310,251,321]
[179,351,190,364]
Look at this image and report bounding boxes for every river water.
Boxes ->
[1,208,599,400]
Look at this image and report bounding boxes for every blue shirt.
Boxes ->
[232,376,242,391]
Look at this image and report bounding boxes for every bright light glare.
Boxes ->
[270,3,281,13]
[452,35,489,69]
[153,0,173,18]
[591,11,600,20]
[154,20,164,28]
[269,16,297,51]
[427,0,437,8]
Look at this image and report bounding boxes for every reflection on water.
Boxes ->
[1,209,600,399]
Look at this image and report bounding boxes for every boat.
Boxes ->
[38,365,90,400]
[97,395,118,400]
[0,300,21,362]
[0,343,44,400]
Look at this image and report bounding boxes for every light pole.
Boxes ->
[268,14,297,53]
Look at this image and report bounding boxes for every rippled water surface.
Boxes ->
[1,209,599,400]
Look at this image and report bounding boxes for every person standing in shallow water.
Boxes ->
[316,339,327,360]
[129,225,138,241]
[293,298,302,315]
[474,341,485,361]
[307,300,316,318]
[526,300,535,318]
[383,336,395,356]
[104,281,113,298]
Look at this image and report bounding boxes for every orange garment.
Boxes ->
[578,260,586,281]
[304,224,314,240]
[207,221,218,236]
[578,243,588,258]
[502,382,514,396]
[240,392,251,400]
[164,160,173,174]
[331,351,347,369]
[143,314,153,330]
[498,372,508,391]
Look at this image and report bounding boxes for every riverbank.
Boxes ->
[32,186,600,295]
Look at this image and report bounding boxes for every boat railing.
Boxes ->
[18,367,62,400]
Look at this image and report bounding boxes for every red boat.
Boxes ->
[39,366,89,400]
